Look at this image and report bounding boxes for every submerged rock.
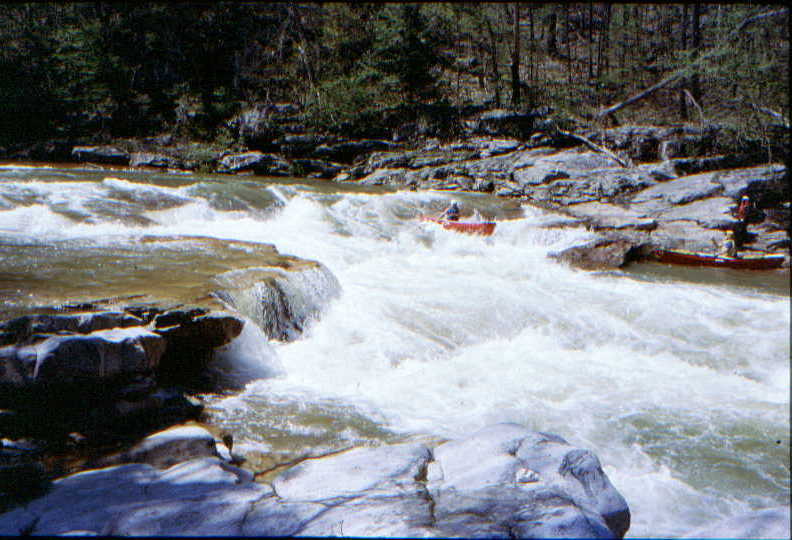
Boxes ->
[0,423,630,538]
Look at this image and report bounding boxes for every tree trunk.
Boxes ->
[547,10,557,56]
[588,2,594,80]
[485,17,501,108]
[528,5,534,83]
[510,3,521,108]
[596,2,611,78]
[691,2,702,104]
[565,4,572,84]
[619,5,628,74]
[679,4,689,120]
[634,5,642,86]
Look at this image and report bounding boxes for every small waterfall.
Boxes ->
[216,262,342,341]
[208,315,284,389]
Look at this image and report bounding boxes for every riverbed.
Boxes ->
[1,163,789,537]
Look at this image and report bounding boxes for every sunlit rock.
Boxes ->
[92,424,222,470]
[129,152,183,170]
[0,327,164,386]
[217,151,291,176]
[429,424,630,538]
[0,423,630,538]
[550,236,647,270]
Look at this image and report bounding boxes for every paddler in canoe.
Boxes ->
[424,202,496,236]
[438,201,461,221]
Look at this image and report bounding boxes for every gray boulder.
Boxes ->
[129,152,184,170]
[550,237,646,270]
[0,327,165,386]
[291,158,344,179]
[217,151,292,176]
[0,424,629,538]
[93,424,223,470]
[71,145,130,165]
[428,424,630,538]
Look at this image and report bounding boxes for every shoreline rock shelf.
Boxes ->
[0,423,631,538]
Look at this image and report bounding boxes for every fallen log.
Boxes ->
[555,128,632,168]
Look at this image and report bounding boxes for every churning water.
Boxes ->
[1,164,789,537]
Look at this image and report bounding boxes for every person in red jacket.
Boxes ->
[737,195,751,221]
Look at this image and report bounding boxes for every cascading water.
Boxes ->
[0,164,788,537]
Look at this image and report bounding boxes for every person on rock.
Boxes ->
[721,230,738,258]
[733,194,751,249]
[439,201,461,221]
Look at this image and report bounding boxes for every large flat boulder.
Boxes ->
[428,424,630,538]
[0,423,629,538]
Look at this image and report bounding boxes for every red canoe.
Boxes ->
[650,249,786,270]
[421,217,496,236]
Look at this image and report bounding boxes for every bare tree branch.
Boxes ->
[556,128,633,168]
[595,8,789,122]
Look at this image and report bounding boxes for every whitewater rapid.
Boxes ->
[1,167,789,537]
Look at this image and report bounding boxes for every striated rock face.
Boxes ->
[1,327,165,386]
[0,423,630,538]
[0,306,244,439]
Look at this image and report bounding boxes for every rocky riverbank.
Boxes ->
[0,238,340,516]
[6,105,789,270]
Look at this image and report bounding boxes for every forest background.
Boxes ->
[0,3,788,161]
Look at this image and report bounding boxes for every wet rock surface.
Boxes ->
[0,423,631,538]
[0,303,244,511]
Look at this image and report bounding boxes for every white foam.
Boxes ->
[2,172,788,538]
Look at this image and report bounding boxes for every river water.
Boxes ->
[1,164,789,537]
